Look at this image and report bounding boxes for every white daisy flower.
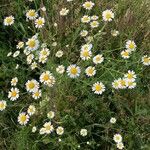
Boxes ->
[121,50,131,59]
[125,40,136,51]
[113,134,122,143]
[142,55,150,66]
[85,66,96,77]
[26,37,40,51]
[32,89,42,99]
[117,142,124,149]
[25,79,39,93]
[102,10,114,22]
[91,15,99,20]
[118,78,127,89]
[27,54,34,64]
[40,71,56,87]
[43,122,54,134]
[80,129,87,137]
[112,79,120,89]
[110,117,116,124]
[67,64,81,78]
[27,105,36,116]
[11,77,18,86]
[93,54,104,64]
[80,30,88,37]
[126,80,136,89]
[82,1,95,10]
[56,126,64,135]
[90,21,99,28]
[16,41,24,49]
[39,55,48,64]
[55,50,63,58]
[39,48,50,57]
[35,17,45,28]
[8,88,19,101]
[0,100,7,111]
[56,65,65,74]
[124,70,136,81]
[13,51,20,57]
[81,15,91,23]
[47,111,55,119]
[92,82,105,95]
[4,16,14,26]
[26,9,38,20]
[18,112,30,125]
[32,126,37,133]
[60,8,69,16]
[31,62,38,70]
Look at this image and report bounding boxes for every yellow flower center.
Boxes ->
[120,80,126,86]
[88,68,94,74]
[28,40,36,48]
[37,19,43,25]
[123,51,129,56]
[127,74,133,79]
[29,11,36,17]
[43,74,49,81]
[106,13,111,19]
[34,91,40,97]
[83,50,89,57]
[6,18,13,24]
[144,57,149,63]
[11,91,17,97]
[85,3,91,8]
[0,103,4,109]
[28,82,35,89]
[70,67,77,75]
[129,43,135,49]
[95,84,102,91]
[20,115,27,122]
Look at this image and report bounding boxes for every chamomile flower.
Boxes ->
[80,129,87,137]
[81,15,91,23]
[39,55,48,64]
[4,16,14,26]
[0,100,7,111]
[121,50,131,59]
[92,82,105,95]
[13,51,20,57]
[60,8,69,16]
[43,122,54,134]
[56,126,64,135]
[32,126,37,133]
[18,112,29,125]
[82,1,95,10]
[32,89,42,99]
[102,10,114,22]
[39,48,50,57]
[31,62,38,70]
[125,40,136,51]
[91,15,99,20]
[16,41,24,49]
[142,55,150,66]
[35,17,45,28]
[40,71,56,87]
[93,54,104,64]
[8,88,19,101]
[112,79,120,89]
[27,105,36,116]
[80,30,88,37]
[81,43,93,51]
[111,30,119,37]
[113,134,122,143]
[80,49,92,60]
[90,21,99,28]
[26,9,38,20]
[55,50,63,58]
[85,66,96,77]
[110,117,116,124]
[56,65,65,74]
[47,111,55,119]
[67,64,81,78]
[124,70,136,81]
[11,77,18,86]
[118,78,127,89]
[27,54,34,64]
[117,142,124,149]
[25,79,39,93]
[126,80,136,89]
[26,37,40,51]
